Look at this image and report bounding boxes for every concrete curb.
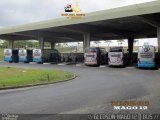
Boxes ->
[0,75,78,91]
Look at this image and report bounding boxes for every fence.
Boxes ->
[60,53,84,63]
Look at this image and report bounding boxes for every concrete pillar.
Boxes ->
[157,27,160,52]
[128,38,134,65]
[39,37,44,49]
[83,33,90,52]
[51,42,55,49]
[128,38,134,55]
[8,40,14,49]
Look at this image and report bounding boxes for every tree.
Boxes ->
[1,40,8,48]
[117,40,125,46]
[105,40,112,47]
[0,40,3,46]
[94,41,101,47]
[62,43,68,47]
[56,43,61,47]
[44,42,51,48]
[134,39,139,46]
[14,41,39,48]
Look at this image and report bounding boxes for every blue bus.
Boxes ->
[33,49,60,63]
[19,49,33,63]
[138,44,157,68]
[4,49,18,63]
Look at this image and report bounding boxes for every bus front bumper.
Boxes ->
[138,61,155,68]
[4,57,12,62]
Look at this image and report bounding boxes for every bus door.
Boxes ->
[33,49,42,63]
[4,49,12,62]
[27,50,33,62]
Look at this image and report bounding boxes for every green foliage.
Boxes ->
[94,41,101,47]
[0,67,74,88]
[105,40,112,46]
[0,49,3,60]
[117,39,125,46]
[1,41,8,48]
[0,40,52,49]
[55,47,75,53]
[14,41,39,48]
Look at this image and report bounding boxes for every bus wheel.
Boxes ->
[122,65,126,68]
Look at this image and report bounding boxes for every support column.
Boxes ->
[128,38,134,65]
[83,33,90,52]
[39,37,44,49]
[51,42,55,49]
[128,38,134,55]
[157,27,160,52]
[8,40,14,49]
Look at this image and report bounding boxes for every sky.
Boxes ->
[0,0,158,46]
[0,0,156,27]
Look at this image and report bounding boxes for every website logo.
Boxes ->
[62,2,85,19]
[111,100,149,110]
[64,4,73,12]
[73,2,81,13]
[143,46,150,52]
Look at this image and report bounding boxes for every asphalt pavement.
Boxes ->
[0,62,159,115]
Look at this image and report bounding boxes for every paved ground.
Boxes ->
[0,62,160,115]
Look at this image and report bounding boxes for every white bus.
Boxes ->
[84,47,107,66]
[108,47,128,67]
[138,43,157,68]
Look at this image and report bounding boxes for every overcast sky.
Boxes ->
[0,0,156,27]
[0,0,157,46]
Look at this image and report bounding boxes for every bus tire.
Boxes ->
[122,65,126,68]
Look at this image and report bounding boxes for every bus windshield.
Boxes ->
[109,47,123,52]
[85,48,97,53]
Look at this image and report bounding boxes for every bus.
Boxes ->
[4,49,19,63]
[19,49,33,63]
[108,47,128,67]
[33,49,60,63]
[84,47,107,66]
[138,43,157,69]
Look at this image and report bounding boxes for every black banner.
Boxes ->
[0,114,160,120]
